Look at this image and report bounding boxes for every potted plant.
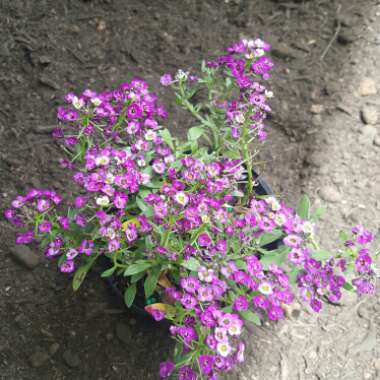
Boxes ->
[4,39,378,380]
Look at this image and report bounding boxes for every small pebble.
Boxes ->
[115,322,132,345]
[310,104,324,114]
[361,105,378,125]
[29,351,50,368]
[49,343,60,356]
[358,78,377,96]
[359,125,377,144]
[319,185,341,203]
[10,245,40,269]
[62,349,80,368]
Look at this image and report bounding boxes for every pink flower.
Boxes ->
[160,73,173,86]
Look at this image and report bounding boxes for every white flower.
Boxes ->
[234,113,245,124]
[201,214,210,223]
[274,213,287,226]
[255,48,265,57]
[140,173,151,185]
[105,173,115,184]
[228,323,242,336]
[217,342,232,357]
[72,96,84,110]
[174,192,189,206]
[95,155,110,166]
[254,38,265,48]
[144,130,157,141]
[91,97,102,106]
[258,281,273,295]
[301,221,315,235]
[175,69,188,81]
[96,196,110,207]
[265,196,280,211]
[265,90,274,98]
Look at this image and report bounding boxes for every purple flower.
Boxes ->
[267,305,284,320]
[36,199,50,212]
[74,214,87,227]
[16,230,34,244]
[125,224,138,243]
[150,309,166,321]
[309,298,322,313]
[113,192,128,209]
[253,295,270,310]
[127,103,142,119]
[66,249,79,260]
[215,239,227,254]
[108,239,120,252]
[60,260,75,273]
[38,221,52,233]
[79,239,94,256]
[283,234,302,248]
[355,252,372,274]
[178,365,196,380]
[199,355,215,375]
[159,360,174,378]
[233,295,249,311]
[178,326,198,346]
[74,196,87,208]
[180,276,200,294]
[198,233,212,247]
[160,73,173,86]
[181,294,197,310]
[200,310,217,328]
[236,341,245,363]
[58,216,70,230]
[352,278,376,296]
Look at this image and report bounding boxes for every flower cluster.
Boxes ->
[4,39,379,380]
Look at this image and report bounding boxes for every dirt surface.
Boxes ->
[0,0,379,379]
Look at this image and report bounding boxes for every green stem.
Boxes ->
[178,85,220,151]
[241,122,254,204]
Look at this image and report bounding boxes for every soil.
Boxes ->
[0,0,379,379]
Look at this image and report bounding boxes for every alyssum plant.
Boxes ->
[4,39,379,380]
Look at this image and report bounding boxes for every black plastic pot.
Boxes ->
[98,172,279,316]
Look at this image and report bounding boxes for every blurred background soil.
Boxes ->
[0,0,378,379]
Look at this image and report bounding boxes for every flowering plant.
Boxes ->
[4,39,379,380]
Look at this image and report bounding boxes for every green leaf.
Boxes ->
[239,310,262,326]
[72,253,100,291]
[131,271,146,283]
[159,128,175,151]
[124,283,137,308]
[259,246,290,270]
[339,230,350,242]
[311,206,325,221]
[235,260,246,270]
[288,268,301,284]
[311,250,332,261]
[135,197,153,217]
[144,268,160,298]
[173,341,183,362]
[296,194,311,220]
[223,150,241,159]
[181,257,200,272]
[100,266,117,278]
[187,126,204,141]
[174,352,193,367]
[259,230,283,247]
[222,306,233,313]
[343,282,354,291]
[124,262,152,276]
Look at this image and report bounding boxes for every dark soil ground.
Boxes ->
[0,0,375,379]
